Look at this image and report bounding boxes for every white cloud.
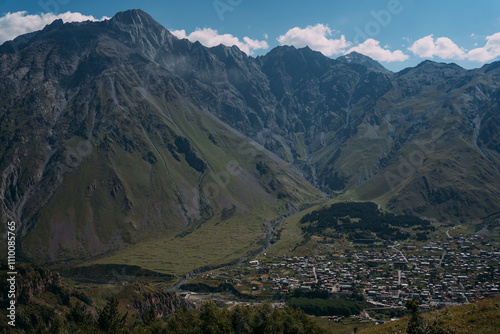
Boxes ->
[467,32,500,62]
[0,11,109,44]
[170,29,187,40]
[170,28,268,55]
[277,24,350,56]
[409,33,500,63]
[243,36,268,52]
[408,35,467,59]
[349,39,409,62]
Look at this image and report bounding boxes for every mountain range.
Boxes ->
[1,9,500,269]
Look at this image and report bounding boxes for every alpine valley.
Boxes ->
[1,9,500,276]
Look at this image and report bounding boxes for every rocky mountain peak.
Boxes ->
[105,9,176,60]
[42,18,64,30]
[482,60,500,74]
[413,59,465,71]
[110,9,155,25]
[258,44,334,77]
[337,51,390,73]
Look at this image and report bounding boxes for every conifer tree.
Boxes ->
[96,297,127,332]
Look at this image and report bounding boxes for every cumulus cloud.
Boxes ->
[409,33,500,63]
[170,29,187,40]
[348,39,408,62]
[0,11,109,44]
[408,35,467,59]
[170,28,268,55]
[277,24,350,56]
[467,32,500,62]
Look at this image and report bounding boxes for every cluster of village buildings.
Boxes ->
[249,234,500,307]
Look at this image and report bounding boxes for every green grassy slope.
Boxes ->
[314,81,500,221]
[19,71,324,273]
[359,297,500,334]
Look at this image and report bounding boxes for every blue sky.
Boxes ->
[1,0,500,71]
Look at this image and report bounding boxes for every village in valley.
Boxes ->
[181,226,500,324]
[259,236,499,307]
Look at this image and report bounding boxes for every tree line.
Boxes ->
[300,202,434,241]
[17,298,325,334]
